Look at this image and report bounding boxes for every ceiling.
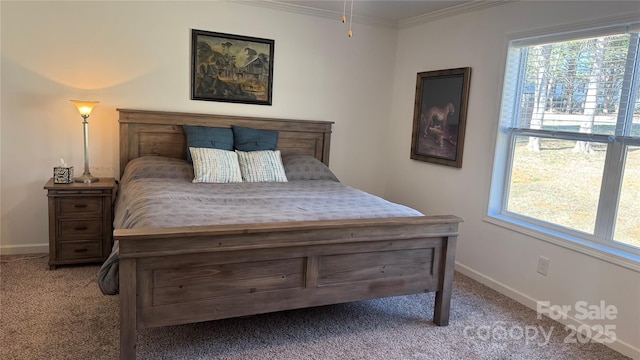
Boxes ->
[276,1,473,23]
[251,0,507,28]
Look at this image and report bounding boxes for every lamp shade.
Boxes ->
[70,100,99,117]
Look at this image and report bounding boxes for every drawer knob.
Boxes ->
[73,248,88,253]
[74,204,88,209]
[74,226,88,231]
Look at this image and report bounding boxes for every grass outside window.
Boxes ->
[507,137,639,249]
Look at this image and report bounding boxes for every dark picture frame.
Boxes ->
[191,29,274,105]
[410,67,471,168]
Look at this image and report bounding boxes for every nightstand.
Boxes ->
[44,178,116,270]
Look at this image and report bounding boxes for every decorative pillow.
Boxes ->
[236,150,288,183]
[183,125,234,163]
[231,126,278,151]
[190,147,242,183]
[282,155,339,182]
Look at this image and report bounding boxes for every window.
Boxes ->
[489,22,640,261]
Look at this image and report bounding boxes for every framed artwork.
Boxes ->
[191,29,274,105]
[410,67,471,168]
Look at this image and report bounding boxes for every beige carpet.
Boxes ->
[0,254,630,360]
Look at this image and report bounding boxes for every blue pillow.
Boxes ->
[232,126,278,151]
[183,125,234,162]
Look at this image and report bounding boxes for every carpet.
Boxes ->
[0,254,629,360]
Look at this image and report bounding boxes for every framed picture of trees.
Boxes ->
[191,30,274,105]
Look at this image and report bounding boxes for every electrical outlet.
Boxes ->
[537,256,550,276]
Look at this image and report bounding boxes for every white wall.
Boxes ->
[386,1,640,357]
[0,1,397,252]
[2,0,639,357]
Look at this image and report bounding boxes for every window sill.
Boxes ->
[483,214,640,273]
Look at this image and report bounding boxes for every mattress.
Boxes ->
[98,156,422,295]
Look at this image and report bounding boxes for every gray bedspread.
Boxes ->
[98,156,422,295]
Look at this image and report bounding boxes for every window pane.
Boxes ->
[515,34,631,136]
[507,136,606,234]
[614,146,640,248]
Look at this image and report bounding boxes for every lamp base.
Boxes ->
[75,174,99,183]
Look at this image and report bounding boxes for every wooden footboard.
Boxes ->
[117,215,461,359]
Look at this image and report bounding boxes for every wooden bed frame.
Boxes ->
[115,109,463,359]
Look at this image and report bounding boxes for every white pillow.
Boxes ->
[236,150,288,183]
[190,147,243,183]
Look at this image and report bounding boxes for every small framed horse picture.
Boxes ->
[410,67,471,168]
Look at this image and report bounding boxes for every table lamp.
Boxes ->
[70,100,100,183]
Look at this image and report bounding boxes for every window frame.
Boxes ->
[487,16,640,272]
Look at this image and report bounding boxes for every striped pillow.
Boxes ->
[190,147,242,183]
[236,150,288,183]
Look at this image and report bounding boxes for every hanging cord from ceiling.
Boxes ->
[341,0,354,38]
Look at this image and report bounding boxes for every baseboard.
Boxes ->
[455,262,640,360]
[0,243,48,255]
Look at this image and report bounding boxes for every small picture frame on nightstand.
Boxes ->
[53,166,74,184]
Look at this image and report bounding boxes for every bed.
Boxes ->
[108,109,463,360]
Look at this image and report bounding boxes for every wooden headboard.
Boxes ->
[118,109,333,177]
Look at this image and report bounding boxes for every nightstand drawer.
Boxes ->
[45,177,116,269]
[59,197,102,216]
[59,219,102,239]
[59,241,101,260]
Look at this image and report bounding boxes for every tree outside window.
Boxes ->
[490,26,640,254]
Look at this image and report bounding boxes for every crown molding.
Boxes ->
[235,0,512,30]
[234,0,398,29]
[398,0,512,29]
